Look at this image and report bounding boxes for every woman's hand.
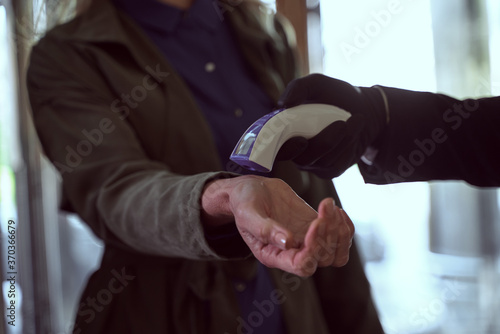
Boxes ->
[201,175,355,277]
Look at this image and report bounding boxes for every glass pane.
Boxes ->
[0,2,23,334]
[320,1,500,333]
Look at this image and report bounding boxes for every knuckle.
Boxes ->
[336,255,350,267]
[298,257,318,277]
[338,224,351,240]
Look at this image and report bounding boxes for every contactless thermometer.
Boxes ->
[230,104,351,173]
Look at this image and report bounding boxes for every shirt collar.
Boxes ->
[189,0,222,32]
[112,0,223,34]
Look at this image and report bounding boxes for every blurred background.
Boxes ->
[1,0,499,333]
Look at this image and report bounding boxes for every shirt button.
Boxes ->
[235,282,246,292]
[234,108,243,118]
[205,62,216,72]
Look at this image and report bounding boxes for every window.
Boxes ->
[319,1,500,333]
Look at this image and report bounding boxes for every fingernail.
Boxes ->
[276,232,287,248]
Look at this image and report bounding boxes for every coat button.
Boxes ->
[205,62,216,72]
[234,108,243,118]
[235,282,246,292]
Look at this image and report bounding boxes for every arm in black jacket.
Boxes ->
[359,89,500,187]
[278,74,500,187]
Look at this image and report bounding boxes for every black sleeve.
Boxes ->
[358,88,500,187]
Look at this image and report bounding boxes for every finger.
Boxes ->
[278,74,335,108]
[241,235,288,270]
[291,121,347,166]
[289,201,345,276]
[276,136,309,161]
[296,117,367,178]
[244,237,313,277]
[248,216,324,277]
[293,218,321,276]
[255,218,296,250]
[246,221,324,278]
[278,76,314,108]
[308,116,365,165]
[315,198,340,267]
[270,223,295,250]
[340,208,355,238]
[332,209,355,267]
[237,212,293,250]
[300,134,358,179]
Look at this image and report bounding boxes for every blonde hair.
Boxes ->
[29,0,77,31]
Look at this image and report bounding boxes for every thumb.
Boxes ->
[278,76,312,108]
[317,197,336,220]
[279,73,339,108]
[303,198,335,245]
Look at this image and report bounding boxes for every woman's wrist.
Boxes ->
[200,178,234,227]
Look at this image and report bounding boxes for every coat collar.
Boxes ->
[48,0,178,86]
[50,0,129,43]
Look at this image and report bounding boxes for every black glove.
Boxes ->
[277,73,389,179]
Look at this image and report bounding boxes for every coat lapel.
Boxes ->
[57,0,173,87]
[54,0,226,172]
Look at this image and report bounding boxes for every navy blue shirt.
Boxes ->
[114,0,275,169]
[112,0,286,333]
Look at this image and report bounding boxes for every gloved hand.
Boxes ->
[277,73,390,178]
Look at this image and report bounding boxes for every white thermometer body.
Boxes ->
[230,104,351,172]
